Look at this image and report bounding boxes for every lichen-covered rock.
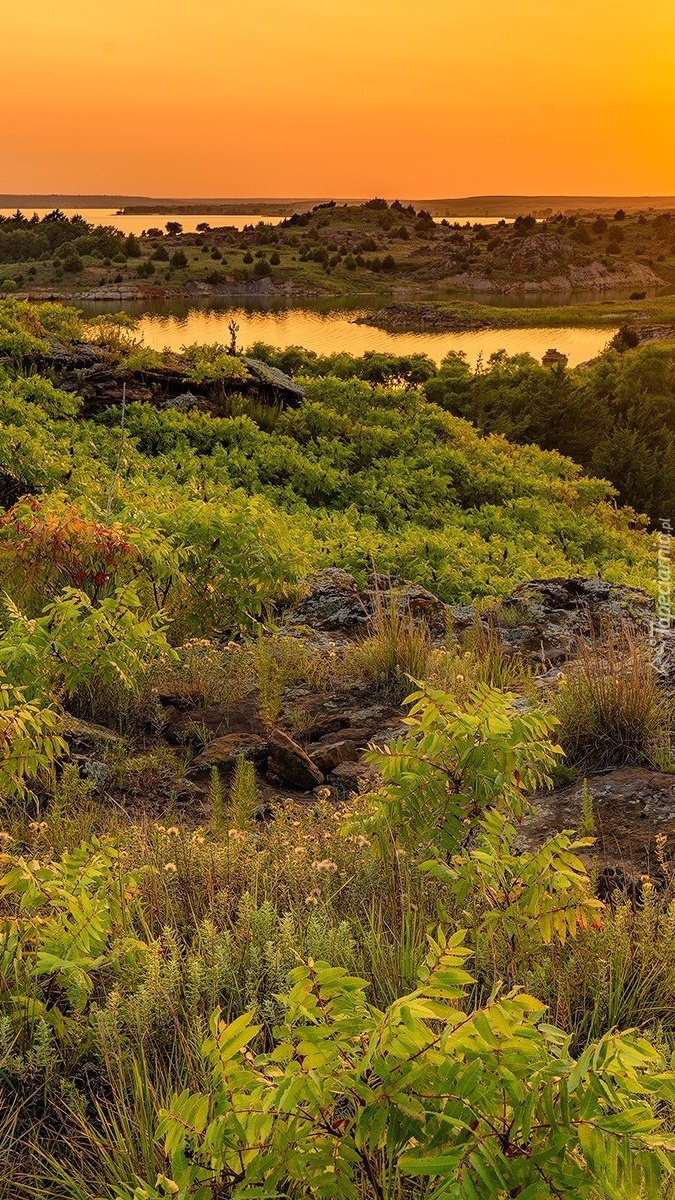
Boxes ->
[191,734,270,770]
[521,767,675,877]
[282,569,370,636]
[451,577,658,666]
[281,569,451,647]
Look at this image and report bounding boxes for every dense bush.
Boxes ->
[424,342,675,523]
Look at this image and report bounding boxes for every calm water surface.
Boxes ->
[0,208,515,236]
[82,300,614,368]
[0,209,285,235]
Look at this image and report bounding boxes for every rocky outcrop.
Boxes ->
[60,570,675,879]
[282,569,370,640]
[281,568,451,649]
[521,768,675,885]
[451,577,658,667]
[4,339,303,416]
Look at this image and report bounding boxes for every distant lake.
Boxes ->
[0,208,517,236]
[79,299,614,368]
[0,208,285,236]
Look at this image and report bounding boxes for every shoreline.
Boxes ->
[14,283,675,337]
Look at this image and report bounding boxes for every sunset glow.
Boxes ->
[5,0,675,197]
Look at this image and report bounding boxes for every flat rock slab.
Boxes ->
[165,699,263,743]
[521,767,675,876]
[191,734,270,770]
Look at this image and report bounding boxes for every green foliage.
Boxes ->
[122,937,675,1200]
[358,684,561,857]
[0,297,673,1195]
[0,683,66,802]
[228,755,257,831]
[0,300,656,619]
[180,342,249,384]
[425,341,675,523]
[0,837,150,1042]
[355,685,604,951]
[0,585,174,712]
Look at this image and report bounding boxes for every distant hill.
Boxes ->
[0,195,335,213]
[4,194,675,219]
[417,196,675,217]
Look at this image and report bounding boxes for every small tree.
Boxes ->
[124,233,142,258]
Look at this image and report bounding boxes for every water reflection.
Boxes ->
[80,300,615,368]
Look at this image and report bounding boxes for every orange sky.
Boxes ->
[4,0,675,197]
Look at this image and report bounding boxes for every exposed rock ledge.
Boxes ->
[67,569,674,884]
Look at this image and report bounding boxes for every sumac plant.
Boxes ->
[0,682,66,802]
[0,837,150,1041]
[357,684,603,953]
[0,584,174,709]
[123,687,675,1200]
[123,936,675,1200]
[0,496,140,607]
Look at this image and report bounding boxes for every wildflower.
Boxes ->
[304,887,321,906]
[0,832,12,843]
[193,834,205,845]
[456,674,465,683]
[313,859,338,873]
[164,862,177,873]
[355,834,370,848]
[166,826,179,837]
[316,787,331,801]
[293,845,306,856]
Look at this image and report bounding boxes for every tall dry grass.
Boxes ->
[554,623,673,770]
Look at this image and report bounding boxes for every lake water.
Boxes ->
[0,208,286,236]
[0,208,515,236]
[80,300,614,368]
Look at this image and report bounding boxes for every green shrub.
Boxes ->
[0,683,66,802]
[121,949,675,1200]
[0,585,174,718]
